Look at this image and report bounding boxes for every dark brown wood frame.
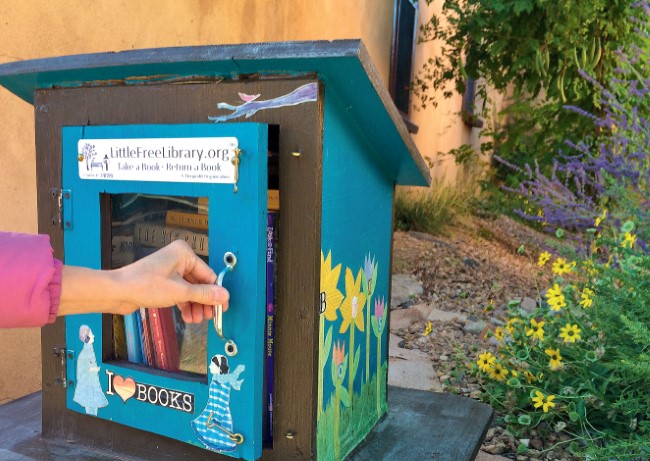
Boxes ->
[35,77,322,460]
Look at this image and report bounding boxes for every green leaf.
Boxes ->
[555,228,565,238]
[371,316,379,336]
[518,414,532,425]
[621,220,635,233]
[569,411,581,422]
[339,386,351,408]
[517,244,526,254]
[352,346,361,378]
[324,326,333,359]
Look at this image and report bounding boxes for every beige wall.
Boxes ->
[0,0,394,402]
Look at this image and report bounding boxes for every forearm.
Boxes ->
[59,266,130,316]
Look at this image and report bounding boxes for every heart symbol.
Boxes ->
[113,375,136,403]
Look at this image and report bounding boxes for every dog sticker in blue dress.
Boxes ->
[192,354,245,452]
[73,325,108,415]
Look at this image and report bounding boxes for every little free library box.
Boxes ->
[0,41,489,461]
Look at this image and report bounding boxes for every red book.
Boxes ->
[149,307,180,372]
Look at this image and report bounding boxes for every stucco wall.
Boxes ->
[0,0,394,402]
[410,0,505,184]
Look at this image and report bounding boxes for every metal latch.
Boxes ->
[53,348,75,388]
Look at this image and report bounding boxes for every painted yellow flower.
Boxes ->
[494,327,504,342]
[476,352,496,373]
[560,323,582,343]
[525,319,545,341]
[552,258,573,276]
[594,209,607,227]
[622,232,636,249]
[488,363,509,382]
[538,251,551,267]
[545,347,563,370]
[339,268,366,333]
[579,287,594,309]
[532,391,556,413]
[320,251,344,321]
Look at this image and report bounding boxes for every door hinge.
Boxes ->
[53,347,75,388]
[50,188,73,230]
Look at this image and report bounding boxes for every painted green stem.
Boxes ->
[334,385,341,461]
[365,296,371,383]
[349,326,355,403]
[376,334,381,416]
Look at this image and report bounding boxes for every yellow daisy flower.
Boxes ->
[506,317,520,334]
[559,323,582,343]
[552,257,573,276]
[579,287,594,309]
[494,327,505,342]
[488,363,509,382]
[622,232,636,249]
[594,209,607,227]
[545,347,563,370]
[532,391,556,413]
[476,352,496,373]
[525,319,545,341]
[537,251,551,267]
[524,371,537,383]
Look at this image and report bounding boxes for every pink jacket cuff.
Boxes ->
[0,232,63,328]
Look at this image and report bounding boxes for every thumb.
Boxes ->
[183,284,230,306]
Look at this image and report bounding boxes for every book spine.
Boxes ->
[265,211,276,441]
[124,312,144,364]
[139,307,155,367]
[133,222,208,256]
[148,308,169,371]
[165,210,209,230]
[136,309,148,366]
[159,309,181,373]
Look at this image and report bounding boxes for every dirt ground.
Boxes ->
[391,215,576,461]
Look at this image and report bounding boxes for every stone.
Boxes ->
[389,308,424,330]
[413,304,468,323]
[475,451,511,461]
[387,333,443,392]
[390,273,424,308]
[521,296,537,313]
[463,319,488,335]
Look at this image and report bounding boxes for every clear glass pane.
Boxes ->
[108,193,209,376]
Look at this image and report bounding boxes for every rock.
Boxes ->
[463,257,480,268]
[463,319,488,335]
[390,273,424,308]
[482,443,506,455]
[389,308,424,330]
[413,304,468,323]
[521,296,537,313]
[530,437,543,450]
[388,333,443,392]
[475,452,511,461]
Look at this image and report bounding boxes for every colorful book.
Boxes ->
[133,222,208,256]
[124,311,144,364]
[139,307,155,367]
[148,307,180,372]
[166,210,209,230]
[265,211,277,443]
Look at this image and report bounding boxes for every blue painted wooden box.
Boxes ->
[0,41,430,461]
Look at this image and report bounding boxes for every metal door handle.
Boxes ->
[214,252,238,356]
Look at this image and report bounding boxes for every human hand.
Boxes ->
[114,240,229,323]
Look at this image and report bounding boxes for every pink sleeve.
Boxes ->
[0,231,63,328]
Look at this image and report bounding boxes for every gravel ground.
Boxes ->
[390,215,577,461]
